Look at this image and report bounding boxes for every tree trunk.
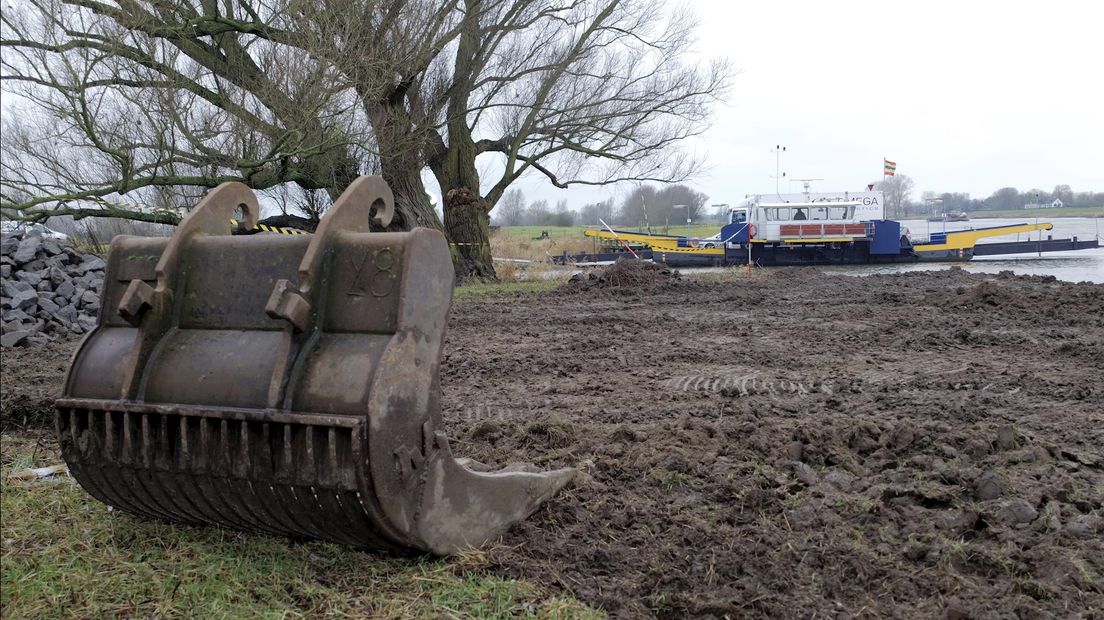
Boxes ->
[430,127,497,278]
[433,138,496,279]
[429,0,497,280]
[381,162,442,232]
[364,102,443,233]
[443,187,495,280]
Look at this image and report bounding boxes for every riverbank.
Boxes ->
[2,268,1102,617]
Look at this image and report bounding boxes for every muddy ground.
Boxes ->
[441,267,1103,618]
[3,267,1102,617]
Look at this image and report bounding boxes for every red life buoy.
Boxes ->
[749,224,757,239]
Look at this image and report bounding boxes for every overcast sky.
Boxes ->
[503,0,1104,210]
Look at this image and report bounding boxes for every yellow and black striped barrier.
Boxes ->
[230,219,309,235]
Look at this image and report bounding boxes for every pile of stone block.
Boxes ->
[1,231,106,347]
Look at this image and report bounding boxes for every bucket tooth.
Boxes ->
[56,176,574,555]
[417,435,578,555]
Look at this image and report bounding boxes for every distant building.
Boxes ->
[1024,198,1063,209]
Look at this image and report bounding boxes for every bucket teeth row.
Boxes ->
[57,406,398,550]
[56,176,575,554]
[59,408,359,488]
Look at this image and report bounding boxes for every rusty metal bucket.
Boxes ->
[55,176,575,555]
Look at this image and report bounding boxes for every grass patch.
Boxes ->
[489,229,593,263]
[0,432,601,619]
[455,280,562,300]
[488,224,723,265]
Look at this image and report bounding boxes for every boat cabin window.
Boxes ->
[731,210,747,224]
[757,204,856,221]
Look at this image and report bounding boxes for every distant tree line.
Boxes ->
[491,183,716,229]
[935,185,1104,213]
[878,175,1103,217]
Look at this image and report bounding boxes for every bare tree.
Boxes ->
[877,174,915,219]
[491,188,526,226]
[0,0,440,229]
[425,0,732,276]
[578,198,614,226]
[3,0,730,281]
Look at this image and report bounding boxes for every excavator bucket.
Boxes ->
[55,176,575,555]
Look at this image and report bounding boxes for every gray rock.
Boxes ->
[81,256,106,272]
[0,264,10,279]
[2,279,38,310]
[2,308,31,324]
[56,280,76,299]
[49,266,69,287]
[45,254,69,268]
[16,270,43,287]
[56,304,79,324]
[0,330,31,347]
[38,295,60,315]
[80,290,100,306]
[41,238,63,256]
[0,235,19,256]
[22,259,46,272]
[2,278,32,297]
[15,291,38,311]
[76,314,98,331]
[12,235,42,263]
